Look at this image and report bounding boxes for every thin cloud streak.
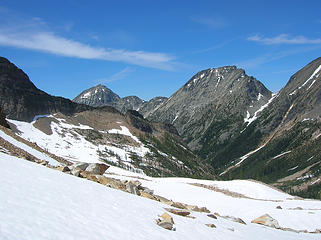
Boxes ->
[247,34,321,45]
[237,45,321,69]
[0,30,175,70]
[191,16,227,29]
[96,67,134,83]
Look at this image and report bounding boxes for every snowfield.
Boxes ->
[106,166,321,232]
[1,154,321,240]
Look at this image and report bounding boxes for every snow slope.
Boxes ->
[106,166,321,232]
[1,153,320,240]
[0,129,59,166]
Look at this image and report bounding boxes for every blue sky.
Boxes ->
[0,0,320,100]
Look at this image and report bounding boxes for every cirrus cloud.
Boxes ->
[247,34,321,45]
[0,29,175,70]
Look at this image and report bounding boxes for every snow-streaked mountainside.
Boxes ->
[6,110,214,178]
[1,153,321,240]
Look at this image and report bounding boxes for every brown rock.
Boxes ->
[276,205,282,209]
[251,214,280,229]
[160,212,174,224]
[85,163,109,175]
[171,202,187,209]
[186,205,210,213]
[165,208,190,217]
[56,166,70,172]
[221,215,246,225]
[157,221,173,230]
[154,195,173,205]
[207,214,217,219]
[87,175,99,183]
[205,224,216,228]
[141,191,158,201]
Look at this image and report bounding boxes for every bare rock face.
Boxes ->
[251,214,280,229]
[0,106,10,128]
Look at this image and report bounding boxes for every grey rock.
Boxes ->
[85,163,109,175]
[125,182,141,196]
[72,162,89,171]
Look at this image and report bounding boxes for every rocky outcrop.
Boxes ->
[85,163,109,175]
[165,208,191,217]
[0,107,9,128]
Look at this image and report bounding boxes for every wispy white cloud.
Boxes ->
[96,67,134,83]
[0,28,175,70]
[247,34,321,45]
[237,45,321,69]
[191,16,227,29]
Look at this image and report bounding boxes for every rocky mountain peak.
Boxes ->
[73,84,120,107]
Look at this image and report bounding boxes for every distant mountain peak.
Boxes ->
[73,84,120,107]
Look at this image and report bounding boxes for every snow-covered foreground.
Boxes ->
[1,154,320,240]
[106,166,321,233]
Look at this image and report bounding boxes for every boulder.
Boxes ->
[171,202,187,209]
[141,191,158,201]
[71,168,82,177]
[251,214,280,229]
[276,205,282,209]
[154,195,173,205]
[126,182,141,196]
[205,224,216,228]
[56,166,70,172]
[157,221,174,231]
[160,212,174,224]
[141,187,154,195]
[85,163,109,175]
[72,162,89,171]
[186,204,210,213]
[165,208,190,217]
[221,215,246,225]
[207,214,217,219]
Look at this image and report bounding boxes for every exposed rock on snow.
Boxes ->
[205,223,216,228]
[165,208,191,217]
[251,214,280,229]
[85,163,109,175]
[157,212,175,230]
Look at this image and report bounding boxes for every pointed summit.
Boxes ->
[73,84,120,107]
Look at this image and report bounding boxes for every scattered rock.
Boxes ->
[56,166,70,172]
[251,214,280,229]
[186,205,210,213]
[71,168,82,177]
[276,205,282,209]
[87,175,99,183]
[221,215,246,225]
[72,162,89,171]
[85,163,109,175]
[141,187,154,195]
[207,214,217,219]
[290,207,303,210]
[140,191,157,201]
[171,202,187,209]
[160,212,174,224]
[126,181,141,196]
[155,195,173,205]
[205,224,216,228]
[165,208,190,217]
[311,229,321,233]
[157,221,174,230]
